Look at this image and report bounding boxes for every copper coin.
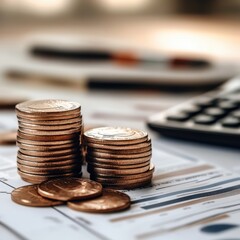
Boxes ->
[67,189,130,213]
[17,151,82,162]
[18,169,81,184]
[19,127,81,136]
[86,155,152,165]
[17,112,81,121]
[17,157,79,167]
[17,116,82,125]
[0,130,17,145]
[19,147,80,157]
[16,99,81,116]
[88,160,150,170]
[17,141,79,151]
[104,179,152,190]
[84,127,148,145]
[94,174,152,185]
[87,145,151,155]
[17,162,81,174]
[86,138,151,150]
[87,150,151,159]
[17,131,80,141]
[87,163,150,175]
[19,121,82,131]
[91,164,155,180]
[11,185,63,207]
[38,177,102,201]
[17,136,77,146]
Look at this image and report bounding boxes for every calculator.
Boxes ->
[147,77,240,147]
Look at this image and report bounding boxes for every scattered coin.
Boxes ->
[67,189,130,213]
[11,185,63,207]
[38,177,102,201]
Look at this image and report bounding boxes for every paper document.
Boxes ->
[1,141,240,240]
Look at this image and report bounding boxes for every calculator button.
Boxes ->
[194,115,217,125]
[221,117,240,128]
[194,97,216,108]
[231,110,240,118]
[166,113,190,122]
[204,107,226,117]
[181,106,202,116]
[217,101,239,111]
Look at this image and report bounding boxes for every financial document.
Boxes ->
[1,141,240,240]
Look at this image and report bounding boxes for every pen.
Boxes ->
[30,46,210,68]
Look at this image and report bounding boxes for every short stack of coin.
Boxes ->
[16,100,83,183]
[84,127,154,189]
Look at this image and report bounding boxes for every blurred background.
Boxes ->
[1,0,240,59]
[0,0,240,130]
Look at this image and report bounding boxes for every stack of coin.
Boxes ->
[15,100,83,183]
[84,127,154,189]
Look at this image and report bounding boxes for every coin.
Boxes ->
[11,185,63,207]
[17,162,81,174]
[38,177,102,201]
[16,99,81,116]
[87,150,151,159]
[19,121,82,131]
[18,169,81,184]
[84,127,148,145]
[0,130,17,145]
[88,161,150,169]
[17,112,81,121]
[17,141,79,151]
[67,189,130,213]
[17,136,76,146]
[19,127,81,136]
[86,155,152,165]
[17,157,78,167]
[88,163,150,175]
[94,174,152,185]
[17,116,82,125]
[86,138,151,150]
[19,147,80,157]
[87,145,151,155]
[104,179,152,190]
[17,151,82,162]
[17,131,80,141]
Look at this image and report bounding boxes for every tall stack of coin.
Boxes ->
[16,100,83,183]
[84,127,154,189]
